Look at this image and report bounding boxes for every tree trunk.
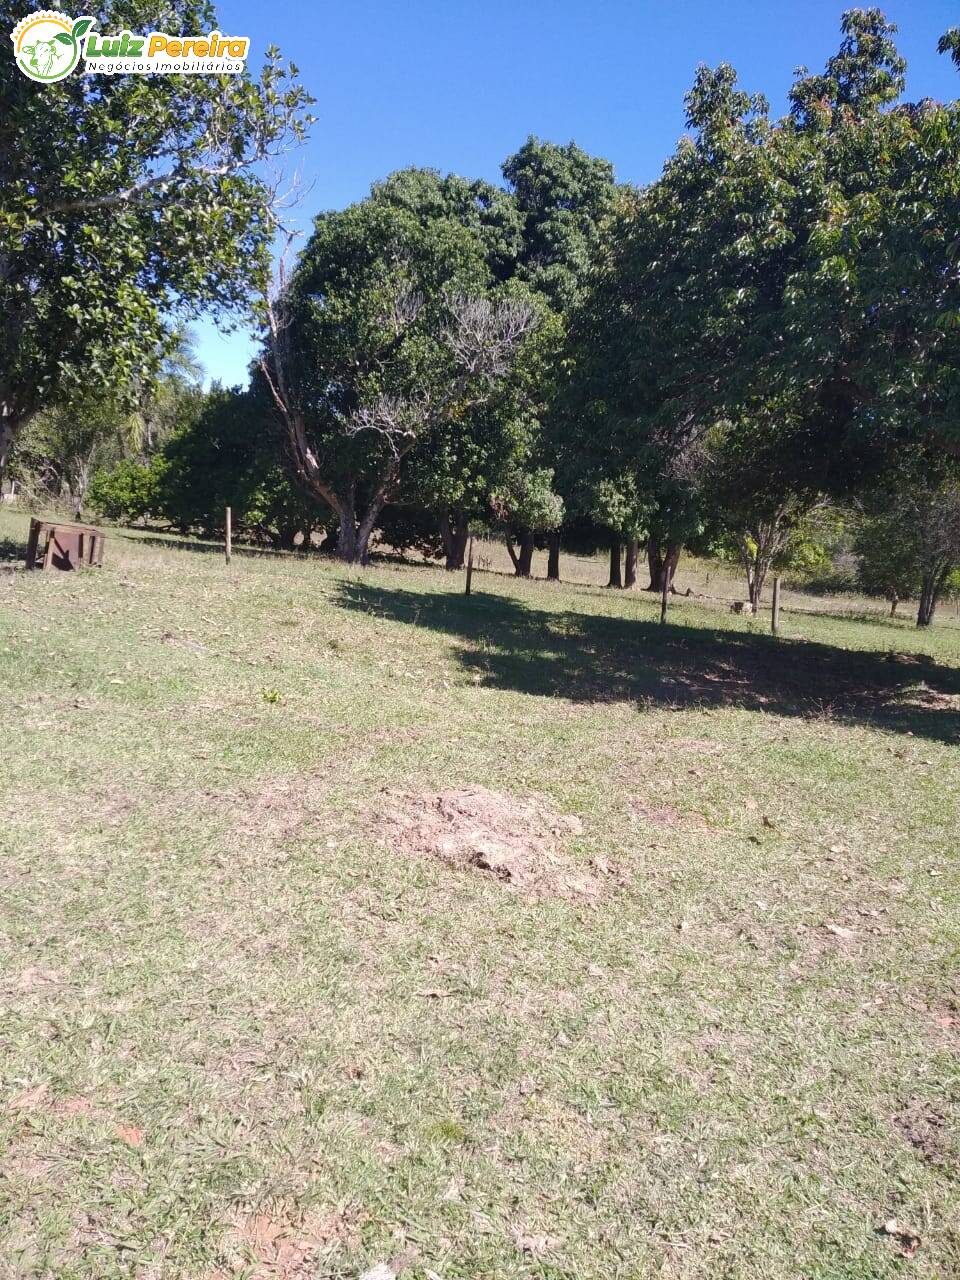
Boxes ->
[439,507,470,571]
[514,529,535,577]
[663,542,681,593]
[335,523,360,563]
[889,594,898,617]
[0,421,13,487]
[624,537,639,589]
[739,537,760,606]
[917,577,936,627]
[66,449,95,522]
[607,538,623,588]
[645,542,664,592]
[334,488,363,563]
[916,566,950,627]
[647,540,682,593]
[748,557,764,608]
[0,396,30,493]
[742,513,790,609]
[547,530,561,582]
[332,483,390,565]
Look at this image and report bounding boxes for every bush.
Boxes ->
[88,458,165,523]
[375,505,445,559]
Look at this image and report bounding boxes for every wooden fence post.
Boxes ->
[465,534,474,596]
[772,575,781,635]
[225,507,232,566]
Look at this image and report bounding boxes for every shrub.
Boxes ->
[88,458,165,523]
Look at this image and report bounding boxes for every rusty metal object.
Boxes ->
[25,518,105,571]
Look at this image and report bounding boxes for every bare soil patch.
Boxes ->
[893,1097,955,1168]
[627,797,715,828]
[671,737,726,755]
[378,785,607,900]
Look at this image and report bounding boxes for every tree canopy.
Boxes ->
[0,0,312,476]
[13,5,960,627]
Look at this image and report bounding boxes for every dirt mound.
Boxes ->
[379,786,609,900]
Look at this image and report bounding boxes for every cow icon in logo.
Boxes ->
[11,11,94,83]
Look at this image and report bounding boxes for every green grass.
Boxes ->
[1,507,959,1279]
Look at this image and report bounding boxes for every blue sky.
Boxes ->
[192,0,960,387]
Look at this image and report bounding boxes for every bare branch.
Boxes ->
[442,294,538,379]
[344,393,429,460]
[383,283,424,335]
[41,70,312,217]
[258,239,345,519]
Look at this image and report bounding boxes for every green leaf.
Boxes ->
[54,32,74,45]
[72,17,94,39]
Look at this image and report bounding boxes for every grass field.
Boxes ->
[1,506,959,1280]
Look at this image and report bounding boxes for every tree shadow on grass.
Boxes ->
[0,536,25,563]
[333,580,960,746]
[123,533,308,560]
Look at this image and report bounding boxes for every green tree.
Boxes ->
[567,9,960,594]
[371,167,523,284]
[701,404,835,605]
[855,467,960,626]
[368,154,615,574]
[87,456,166,524]
[500,138,617,577]
[11,335,204,516]
[502,138,616,311]
[369,168,534,568]
[939,28,960,71]
[11,394,120,518]
[854,512,921,616]
[491,463,564,578]
[156,384,325,547]
[261,198,537,564]
[0,0,312,480]
[789,6,906,123]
